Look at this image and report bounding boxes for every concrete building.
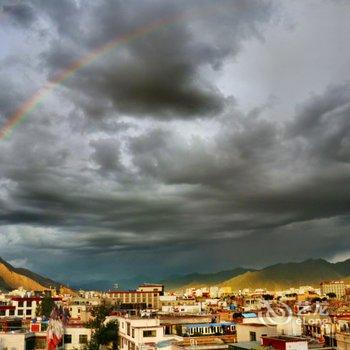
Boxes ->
[159,314,212,336]
[236,323,277,342]
[0,332,28,350]
[337,331,350,350]
[182,322,235,337]
[137,284,164,295]
[261,336,308,350]
[320,281,346,299]
[62,325,92,350]
[26,324,91,350]
[108,315,181,350]
[66,297,99,322]
[0,306,15,318]
[174,335,237,350]
[160,296,201,314]
[106,291,161,310]
[9,297,62,319]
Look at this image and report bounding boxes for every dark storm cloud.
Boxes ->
[2,0,350,281]
[128,82,350,231]
[288,83,350,163]
[90,138,124,173]
[129,115,278,190]
[2,2,35,26]
[0,77,23,123]
[3,82,350,252]
[36,0,273,119]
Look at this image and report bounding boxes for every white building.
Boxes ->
[62,325,92,350]
[0,332,28,350]
[10,297,62,319]
[236,323,277,342]
[108,315,181,350]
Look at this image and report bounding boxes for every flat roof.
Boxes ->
[238,324,272,328]
[262,336,308,342]
[231,341,260,349]
[186,323,235,328]
[107,291,160,294]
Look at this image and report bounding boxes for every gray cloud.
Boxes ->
[2,2,35,26]
[1,0,350,283]
[37,0,273,119]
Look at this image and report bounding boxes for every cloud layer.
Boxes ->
[1,0,350,284]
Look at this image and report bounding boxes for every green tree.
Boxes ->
[36,297,56,318]
[85,302,118,350]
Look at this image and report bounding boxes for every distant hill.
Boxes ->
[72,274,156,291]
[220,258,350,291]
[18,257,350,292]
[0,257,74,293]
[162,267,253,290]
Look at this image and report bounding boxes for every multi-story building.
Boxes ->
[137,284,164,295]
[66,297,99,322]
[160,296,201,314]
[320,281,346,299]
[10,297,41,319]
[108,315,181,350]
[0,305,16,317]
[0,332,28,350]
[62,324,92,350]
[26,321,92,350]
[106,291,161,310]
[236,323,277,342]
[261,336,308,350]
[337,330,350,350]
[10,297,62,319]
[181,321,236,337]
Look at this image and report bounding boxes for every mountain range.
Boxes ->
[0,257,73,293]
[2,257,350,292]
[219,258,350,291]
[162,258,350,291]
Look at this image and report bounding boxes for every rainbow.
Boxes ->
[0,12,190,140]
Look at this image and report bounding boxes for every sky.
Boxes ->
[1,0,350,287]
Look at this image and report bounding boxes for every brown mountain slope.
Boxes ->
[220,259,350,291]
[0,257,72,293]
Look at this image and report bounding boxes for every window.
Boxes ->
[9,310,14,316]
[249,331,256,341]
[127,322,131,336]
[26,309,32,315]
[64,334,72,344]
[27,301,32,307]
[143,330,156,337]
[18,301,24,307]
[0,310,5,316]
[79,335,88,344]
[17,310,23,316]
[132,328,135,338]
